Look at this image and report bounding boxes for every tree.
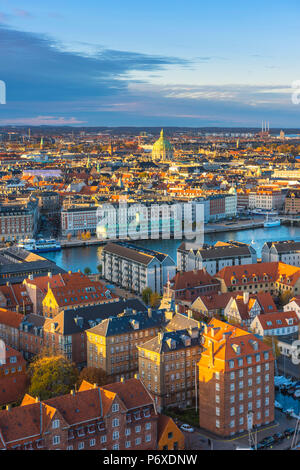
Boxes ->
[84,267,91,275]
[27,353,79,400]
[150,291,161,308]
[263,336,281,359]
[97,264,102,274]
[77,367,110,388]
[142,287,152,305]
[67,233,72,241]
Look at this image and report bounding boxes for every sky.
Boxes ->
[0,0,300,127]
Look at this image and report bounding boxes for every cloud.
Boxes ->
[0,24,298,127]
[0,116,86,125]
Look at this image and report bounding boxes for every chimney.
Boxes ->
[209,340,214,366]
[70,390,75,396]
[120,376,125,383]
[6,281,10,287]
[243,292,249,304]
[134,373,139,379]
[35,396,40,402]
[6,404,11,411]
[93,383,97,388]
[48,272,52,278]
[188,309,192,319]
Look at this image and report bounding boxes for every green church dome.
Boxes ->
[152,129,174,161]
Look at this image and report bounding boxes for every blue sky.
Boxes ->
[0,0,300,127]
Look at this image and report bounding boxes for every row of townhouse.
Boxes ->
[177,240,257,275]
[0,298,147,368]
[215,261,300,297]
[0,271,117,317]
[0,377,184,450]
[61,200,201,239]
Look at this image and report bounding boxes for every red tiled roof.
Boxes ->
[0,308,24,328]
[253,310,299,331]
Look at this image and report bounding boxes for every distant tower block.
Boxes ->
[40,137,44,150]
[280,129,285,140]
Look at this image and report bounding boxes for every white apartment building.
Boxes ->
[177,241,257,275]
[262,240,300,266]
[100,242,176,295]
[249,190,283,211]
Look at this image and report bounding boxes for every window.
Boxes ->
[230,407,235,416]
[145,423,151,430]
[135,425,141,433]
[135,438,141,445]
[216,420,220,428]
[113,431,119,440]
[146,434,151,442]
[78,442,84,450]
[112,418,119,427]
[113,444,119,450]
[52,435,60,446]
[90,439,96,447]
[229,360,234,368]
[112,403,119,412]
[125,441,131,448]
[101,435,107,444]
[52,419,60,429]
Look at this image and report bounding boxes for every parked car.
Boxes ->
[259,436,275,448]
[284,428,295,438]
[273,432,284,442]
[180,423,194,433]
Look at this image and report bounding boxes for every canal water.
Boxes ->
[44,224,300,274]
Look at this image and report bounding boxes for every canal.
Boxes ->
[44,224,300,274]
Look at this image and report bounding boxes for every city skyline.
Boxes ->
[0,0,300,127]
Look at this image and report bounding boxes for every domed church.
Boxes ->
[152,129,174,161]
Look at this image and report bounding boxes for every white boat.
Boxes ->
[285,408,295,416]
[294,389,300,398]
[264,215,281,228]
[17,238,61,253]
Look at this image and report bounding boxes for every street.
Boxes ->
[179,409,300,450]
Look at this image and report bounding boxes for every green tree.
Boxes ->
[84,267,92,275]
[142,287,152,305]
[28,353,79,400]
[77,367,110,388]
[150,291,161,308]
[263,336,281,359]
[97,264,102,274]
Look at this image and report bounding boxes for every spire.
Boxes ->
[160,128,164,138]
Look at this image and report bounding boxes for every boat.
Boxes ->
[264,215,281,228]
[294,389,300,399]
[17,238,61,253]
[275,400,283,410]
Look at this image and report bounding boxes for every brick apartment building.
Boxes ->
[198,318,274,437]
[0,345,28,406]
[18,299,146,366]
[0,378,180,450]
[86,308,165,382]
[137,327,203,412]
